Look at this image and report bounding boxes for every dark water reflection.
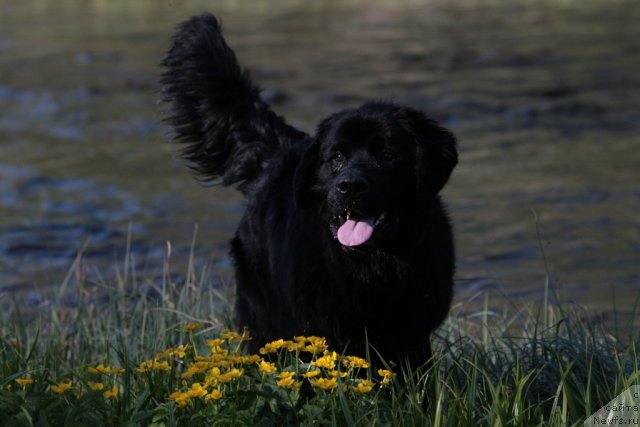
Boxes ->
[1,0,639,314]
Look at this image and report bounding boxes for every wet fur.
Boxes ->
[161,13,458,368]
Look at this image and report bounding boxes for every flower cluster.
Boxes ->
[5,325,395,410]
[259,336,328,355]
[87,363,124,376]
[32,362,126,398]
[86,362,124,399]
[164,332,394,408]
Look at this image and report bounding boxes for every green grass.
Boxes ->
[0,242,638,426]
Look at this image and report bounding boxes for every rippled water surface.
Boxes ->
[1,0,639,314]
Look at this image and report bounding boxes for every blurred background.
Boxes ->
[1,0,639,317]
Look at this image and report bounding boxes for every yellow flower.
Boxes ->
[170,391,190,407]
[303,370,320,379]
[206,389,223,400]
[303,336,328,354]
[209,367,221,378]
[277,377,301,390]
[161,345,190,359]
[276,377,294,387]
[175,344,189,358]
[328,370,348,378]
[227,355,246,364]
[136,359,171,373]
[218,368,243,382]
[278,371,295,379]
[88,364,124,376]
[87,381,105,391]
[378,368,396,386]
[342,356,370,370]
[309,377,338,390]
[195,355,230,368]
[181,365,204,379]
[312,351,338,370]
[136,360,151,373]
[207,338,224,347]
[182,322,202,332]
[230,367,245,378]
[155,361,171,371]
[103,386,118,399]
[87,364,109,375]
[353,379,375,394]
[15,378,33,387]
[238,355,261,364]
[259,339,289,354]
[51,381,73,394]
[377,368,395,378]
[187,382,208,398]
[286,340,305,352]
[222,330,250,342]
[258,360,277,374]
[109,366,125,375]
[207,339,227,355]
[276,371,297,386]
[203,376,219,388]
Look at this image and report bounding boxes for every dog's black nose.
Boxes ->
[336,176,368,195]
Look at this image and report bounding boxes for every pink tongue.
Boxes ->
[337,218,375,247]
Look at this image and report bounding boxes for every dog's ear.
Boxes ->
[294,139,321,208]
[397,107,458,198]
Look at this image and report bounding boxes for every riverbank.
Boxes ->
[1,247,637,426]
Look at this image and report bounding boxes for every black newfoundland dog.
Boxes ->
[161,14,457,368]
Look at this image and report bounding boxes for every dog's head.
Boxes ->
[294,102,457,249]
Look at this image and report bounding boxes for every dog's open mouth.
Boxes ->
[336,210,386,247]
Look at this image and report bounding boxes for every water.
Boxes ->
[1,0,639,314]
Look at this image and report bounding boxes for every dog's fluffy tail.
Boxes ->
[160,13,308,192]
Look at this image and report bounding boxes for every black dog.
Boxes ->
[161,14,457,368]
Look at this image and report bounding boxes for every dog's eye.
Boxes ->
[332,151,345,166]
[380,149,397,162]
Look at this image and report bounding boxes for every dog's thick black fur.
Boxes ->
[161,14,458,368]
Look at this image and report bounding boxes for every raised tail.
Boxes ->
[160,13,309,192]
